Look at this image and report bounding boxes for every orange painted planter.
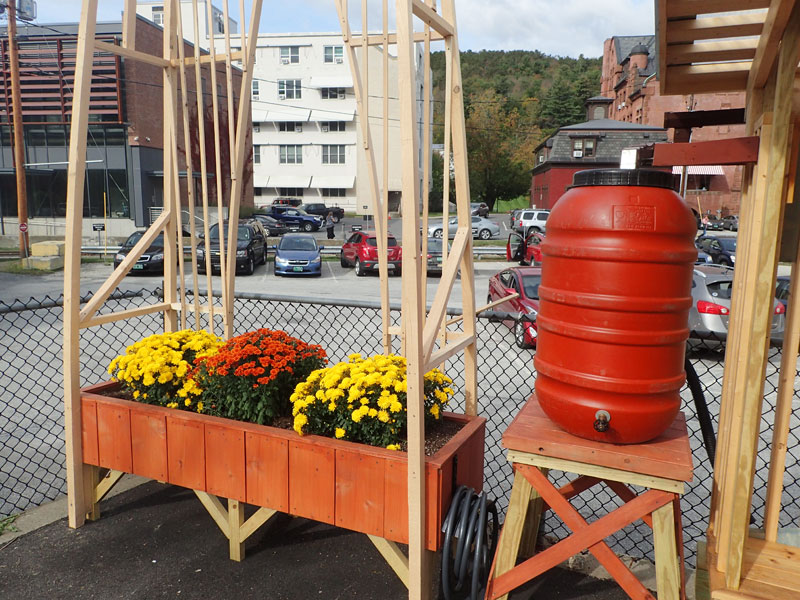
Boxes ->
[81,381,486,551]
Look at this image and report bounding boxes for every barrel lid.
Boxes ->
[571,169,677,189]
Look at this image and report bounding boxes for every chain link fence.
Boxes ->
[1,288,795,569]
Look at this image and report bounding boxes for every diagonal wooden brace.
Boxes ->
[488,465,675,600]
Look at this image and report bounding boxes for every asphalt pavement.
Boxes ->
[0,477,632,600]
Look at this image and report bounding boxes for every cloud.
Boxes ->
[32,0,654,57]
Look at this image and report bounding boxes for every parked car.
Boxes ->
[721,215,739,231]
[197,219,268,275]
[487,266,542,348]
[696,234,737,266]
[509,208,525,229]
[340,230,402,276]
[689,264,785,342]
[470,202,489,217]
[776,275,790,310]
[427,215,500,240]
[114,228,192,274]
[514,209,550,235]
[262,205,323,232]
[299,203,345,222]
[425,237,448,275]
[271,197,303,207]
[273,233,322,277]
[703,216,724,231]
[251,213,290,236]
[506,230,545,266]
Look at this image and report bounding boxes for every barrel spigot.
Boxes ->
[593,410,611,433]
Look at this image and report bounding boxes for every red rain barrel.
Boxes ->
[534,169,697,444]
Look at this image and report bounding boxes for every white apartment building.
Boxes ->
[248,33,427,213]
[136,0,238,39]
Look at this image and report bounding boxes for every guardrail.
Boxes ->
[79,245,510,257]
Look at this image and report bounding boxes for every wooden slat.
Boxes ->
[651,137,760,166]
[228,499,244,561]
[193,490,230,536]
[664,70,751,95]
[348,32,444,45]
[245,433,289,511]
[121,0,136,49]
[410,0,454,37]
[749,0,800,90]
[288,441,335,524]
[173,50,243,66]
[205,423,246,502]
[666,0,771,19]
[666,40,758,66]
[93,469,124,503]
[94,40,170,68]
[96,402,132,473]
[81,398,99,466]
[80,302,171,329]
[663,109,746,129]
[239,506,277,541]
[666,14,764,43]
[166,414,206,490]
[130,410,167,480]
[335,449,386,538]
[423,332,473,373]
[368,535,410,588]
[653,503,681,600]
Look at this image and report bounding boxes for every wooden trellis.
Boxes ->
[657,1,800,597]
[63,1,476,598]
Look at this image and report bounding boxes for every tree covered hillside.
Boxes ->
[428,50,602,210]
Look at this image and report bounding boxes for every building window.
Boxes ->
[324,45,344,63]
[280,46,299,64]
[253,123,260,133]
[278,121,304,132]
[278,79,301,99]
[322,145,345,164]
[279,145,303,164]
[279,187,304,197]
[253,145,261,164]
[321,121,345,132]
[321,87,345,100]
[216,15,225,33]
[252,80,260,100]
[321,188,346,197]
[152,6,164,26]
[572,138,595,158]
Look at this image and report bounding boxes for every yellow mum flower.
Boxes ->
[335,428,345,439]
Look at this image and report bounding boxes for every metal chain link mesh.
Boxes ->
[1,290,794,569]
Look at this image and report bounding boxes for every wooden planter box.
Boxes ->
[80,381,486,551]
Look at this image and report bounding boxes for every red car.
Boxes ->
[506,231,545,266]
[487,266,542,348]
[340,230,402,276]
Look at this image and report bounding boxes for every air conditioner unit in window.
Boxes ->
[281,58,290,64]
[573,150,583,158]
[278,93,286,100]
[321,125,329,132]
[335,57,343,64]
[295,125,303,133]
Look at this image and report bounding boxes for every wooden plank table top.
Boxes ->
[502,395,693,484]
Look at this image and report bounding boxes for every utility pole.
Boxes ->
[7,0,29,257]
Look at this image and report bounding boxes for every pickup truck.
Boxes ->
[299,202,345,223]
[262,205,323,232]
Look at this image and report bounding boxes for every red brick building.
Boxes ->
[601,35,746,218]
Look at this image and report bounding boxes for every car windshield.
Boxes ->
[427,239,442,252]
[366,237,398,247]
[719,238,736,252]
[125,232,164,247]
[279,237,317,251]
[521,274,541,299]
[707,280,733,300]
[208,225,250,241]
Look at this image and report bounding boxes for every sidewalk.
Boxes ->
[0,478,636,600]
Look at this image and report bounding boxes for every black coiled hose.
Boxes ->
[685,356,717,466]
[440,485,499,600]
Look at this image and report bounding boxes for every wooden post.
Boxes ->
[63,0,99,529]
[7,0,29,258]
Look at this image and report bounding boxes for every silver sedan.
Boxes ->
[427,216,500,240]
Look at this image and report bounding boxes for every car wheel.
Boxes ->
[355,258,365,277]
[332,215,340,224]
[720,257,733,267]
[515,321,533,349]
[340,252,348,267]
[244,254,255,275]
[479,228,492,240]
[303,222,314,232]
[395,267,402,277]
[433,229,443,239]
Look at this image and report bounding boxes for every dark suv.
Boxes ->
[263,205,323,231]
[299,202,345,222]
[197,219,267,275]
[271,197,303,207]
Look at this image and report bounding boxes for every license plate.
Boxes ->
[133,264,143,270]
[293,266,303,272]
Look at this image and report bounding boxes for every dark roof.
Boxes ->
[586,96,613,103]
[629,43,650,55]
[561,118,664,131]
[613,35,656,65]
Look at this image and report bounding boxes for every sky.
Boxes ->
[27,0,655,58]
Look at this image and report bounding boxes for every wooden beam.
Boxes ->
[172,50,243,67]
[748,0,800,89]
[240,507,277,541]
[411,0,454,37]
[348,32,444,46]
[424,332,474,373]
[93,469,124,503]
[368,535,410,588]
[664,65,750,95]
[63,0,99,530]
[666,14,764,43]
[652,137,759,166]
[663,109,746,129]
[80,302,172,329]
[666,40,758,66]
[94,40,170,68]
[666,0,771,19]
[194,490,230,536]
[121,0,136,49]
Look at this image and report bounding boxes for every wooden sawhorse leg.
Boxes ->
[486,464,684,600]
